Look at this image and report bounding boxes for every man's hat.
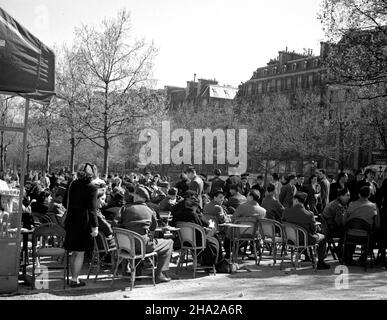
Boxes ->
[159,181,170,188]
[294,191,307,203]
[135,186,150,202]
[211,188,224,196]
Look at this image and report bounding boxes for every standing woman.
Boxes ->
[63,163,99,287]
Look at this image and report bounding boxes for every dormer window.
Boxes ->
[304,61,308,69]
[273,67,277,74]
[263,69,268,76]
[292,63,297,71]
[282,65,287,72]
[313,59,319,67]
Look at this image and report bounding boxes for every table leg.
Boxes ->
[22,232,28,275]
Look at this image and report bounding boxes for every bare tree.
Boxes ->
[72,9,158,175]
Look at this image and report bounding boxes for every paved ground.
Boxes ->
[2,252,387,300]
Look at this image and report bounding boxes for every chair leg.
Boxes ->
[66,252,70,285]
[280,245,286,270]
[94,254,101,282]
[151,256,156,286]
[253,240,258,265]
[257,241,262,266]
[111,256,122,286]
[273,243,277,265]
[176,249,184,275]
[290,248,295,270]
[32,255,35,290]
[87,251,94,280]
[311,246,317,271]
[193,249,197,279]
[130,258,136,291]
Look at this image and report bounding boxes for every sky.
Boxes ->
[1,0,326,88]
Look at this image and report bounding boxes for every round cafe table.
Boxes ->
[218,223,252,263]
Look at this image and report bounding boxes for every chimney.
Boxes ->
[193,73,197,82]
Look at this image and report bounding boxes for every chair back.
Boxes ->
[159,211,171,219]
[176,222,206,250]
[95,231,114,253]
[233,217,258,240]
[282,222,309,247]
[112,227,146,258]
[344,218,371,241]
[32,223,66,248]
[32,212,53,225]
[259,218,283,242]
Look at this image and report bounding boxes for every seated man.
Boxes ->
[119,186,173,283]
[203,189,230,225]
[159,187,179,211]
[321,187,350,258]
[225,184,247,214]
[343,185,379,265]
[261,183,285,221]
[171,191,220,266]
[282,191,330,270]
[232,189,266,222]
[223,190,266,259]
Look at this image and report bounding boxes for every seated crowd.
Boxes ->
[22,165,387,286]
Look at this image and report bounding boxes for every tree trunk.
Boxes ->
[4,145,7,167]
[26,151,30,175]
[264,157,269,186]
[70,129,75,173]
[0,131,4,172]
[103,84,109,176]
[103,138,109,176]
[45,128,51,173]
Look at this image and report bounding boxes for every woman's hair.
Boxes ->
[77,163,98,182]
[37,190,51,203]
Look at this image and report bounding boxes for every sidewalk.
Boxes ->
[3,253,387,300]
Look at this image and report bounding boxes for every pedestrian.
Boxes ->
[63,163,99,288]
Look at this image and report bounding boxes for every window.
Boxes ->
[313,59,319,67]
[247,84,252,95]
[304,61,308,69]
[273,67,277,74]
[276,79,281,91]
[282,65,287,72]
[258,82,262,94]
[308,74,313,87]
[286,78,291,89]
[292,63,297,71]
[263,69,268,76]
[297,76,302,87]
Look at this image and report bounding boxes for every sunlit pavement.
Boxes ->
[3,251,387,300]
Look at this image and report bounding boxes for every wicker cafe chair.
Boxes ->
[342,218,375,271]
[231,217,260,265]
[87,231,117,281]
[280,222,317,271]
[31,212,53,227]
[32,223,69,289]
[111,227,157,291]
[320,215,341,261]
[176,222,216,278]
[258,218,285,266]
